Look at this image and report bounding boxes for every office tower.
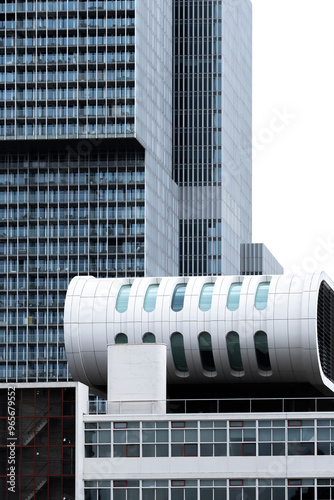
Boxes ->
[0,1,280,385]
[29,271,331,499]
[174,1,253,275]
[0,0,179,382]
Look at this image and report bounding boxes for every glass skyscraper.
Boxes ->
[0,0,256,383]
[0,0,179,382]
[174,0,252,275]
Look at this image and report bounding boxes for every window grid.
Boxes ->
[0,148,145,382]
[83,419,334,460]
[0,1,136,140]
[84,479,334,500]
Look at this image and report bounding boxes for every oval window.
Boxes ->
[254,282,270,311]
[170,332,188,372]
[254,331,271,372]
[143,332,156,343]
[199,283,215,312]
[116,285,132,313]
[143,284,159,313]
[115,333,128,344]
[227,283,242,311]
[198,332,216,372]
[226,332,244,372]
[171,284,187,312]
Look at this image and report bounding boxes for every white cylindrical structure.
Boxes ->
[64,273,334,394]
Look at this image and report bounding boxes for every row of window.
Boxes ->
[1,1,135,13]
[0,188,144,204]
[1,69,135,84]
[84,419,334,459]
[0,223,145,238]
[0,241,144,256]
[0,150,144,167]
[0,122,135,137]
[1,87,135,102]
[2,33,135,49]
[114,330,271,375]
[2,49,136,68]
[0,362,68,379]
[84,479,334,500]
[0,345,66,361]
[3,104,135,120]
[0,258,144,281]
[115,281,271,314]
[0,326,63,344]
[0,170,145,186]
[1,18,136,31]
[1,208,145,223]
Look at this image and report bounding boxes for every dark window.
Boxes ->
[198,332,216,372]
[171,333,188,372]
[254,331,271,372]
[226,332,244,372]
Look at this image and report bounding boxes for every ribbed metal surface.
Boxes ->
[317,281,334,383]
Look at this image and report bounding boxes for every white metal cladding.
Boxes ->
[64,273,334,393]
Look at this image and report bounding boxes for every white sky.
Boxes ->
[252,0,334,279]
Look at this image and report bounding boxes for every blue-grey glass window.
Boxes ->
[199,283,214,312]
[171,284,187,312]
[143,332,155,343]
[254,282,270,311]
[226,332,244,372]
[115,333,128,344]
[116,285,131,313]
[198,332,216,372]
[254,331,271,372]
[170,333,188,372]
[227,283,242,311]
[143,284,159,312]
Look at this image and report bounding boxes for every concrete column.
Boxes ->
[107,343,167,414]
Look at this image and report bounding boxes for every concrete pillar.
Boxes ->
[107,343,167,414]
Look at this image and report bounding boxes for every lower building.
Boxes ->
[3,272,334,498]
[67,273,334,499]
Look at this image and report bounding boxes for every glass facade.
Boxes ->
[0,0,135,140]
[0,0,179,382]
[175,0,252,275]
[0,146,146,381]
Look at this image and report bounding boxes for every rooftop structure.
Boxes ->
[62,272,334,498]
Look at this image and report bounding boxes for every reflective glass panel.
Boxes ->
[254,282,270,311]
[199,283,214,312]
[143,284,159,312]
[116,285,131,313]
[171,284,187,312]
[227,283,242,311]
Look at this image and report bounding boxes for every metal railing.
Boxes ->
[87,397,334,415]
